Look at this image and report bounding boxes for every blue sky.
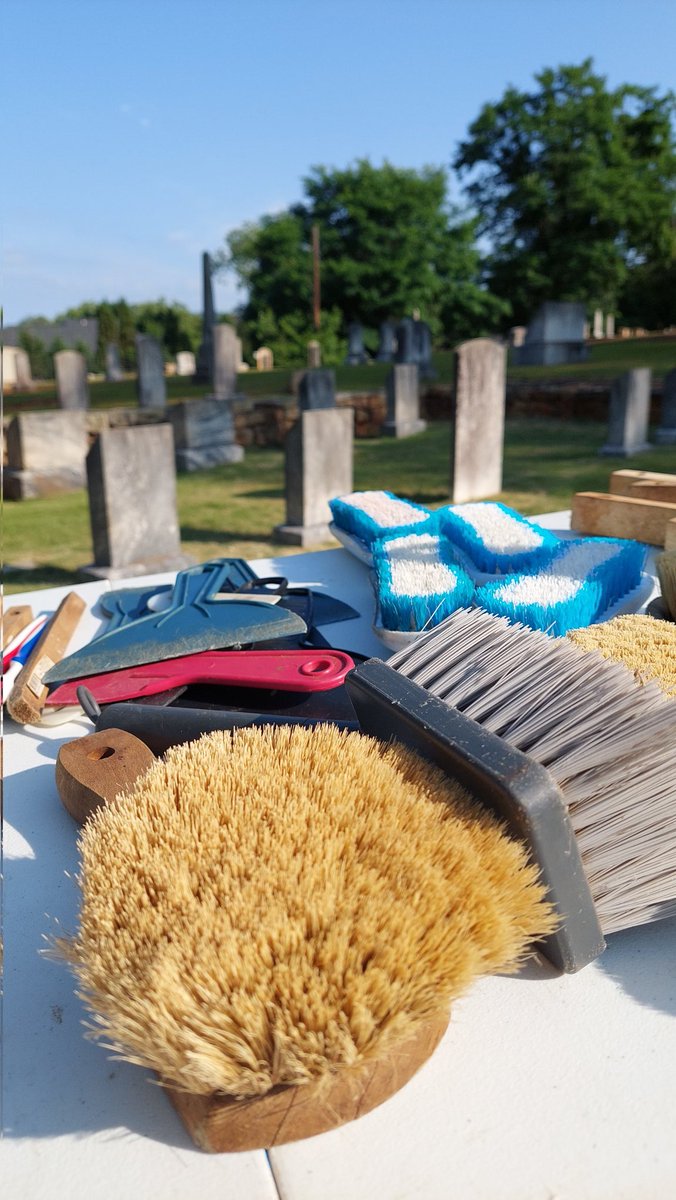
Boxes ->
[3,0,675,325]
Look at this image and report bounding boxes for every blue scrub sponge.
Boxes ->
[373,530,475,632]
[437,502,560,574]
[329,491,433,551]
[475,537,646,635]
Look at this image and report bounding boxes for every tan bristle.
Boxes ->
[656,550,676,620]
[390,607,676,935]
[55,724,554,1100]
[567,614,676,698]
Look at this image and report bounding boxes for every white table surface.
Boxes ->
[3,528,676,1200]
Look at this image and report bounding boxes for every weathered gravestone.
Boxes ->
[299,369,336,411]
[105,343,124,382]
[375,320,396,362]
[254,346,274,370]
[14,348,33,390]
[212,324,239,398]
[307,340,322,368]
[169,396,244,471]
[176,350,196,376]
[3,411,87,500]
[345,322,368,365]
[275,408,354,546]
[515,302,587,366]
[82,425,194,579]
[451,338,506,503]
[413,319,435,379]
[599,369,653,457]
[55,350,89,409]
[136,335,167,409]
[656,369,676,445]
[395,317,416,364]
[194,251,216,383]
[382,365,426,438]
[605,313,616,339]
[593,309,604,339]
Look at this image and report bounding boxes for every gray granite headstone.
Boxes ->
[212,324,239,398]
[451,338,506,503]
[275,408,354,546]
[3,410,88,499]
[345,322,368,365]
[375,321,396,362]
[105,343,124,382]
[195,251,216,383]
[382,365,426,438]
[593,309,604,338]
[176,350,196,376]
[299,369,336,411]
[15,348,33,390]
[395,317,416,364]
[656,369,676,445]
[605,313,615,339]
[515,302,587,366]
[307,340,322,368]
[82,425,194,579]
[136,335,167,409]
[599,369,653,456]
[54,350,89,409]
[169,396,244,471]
[413,320,435,379]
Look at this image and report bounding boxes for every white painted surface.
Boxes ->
[3,538,674,1198]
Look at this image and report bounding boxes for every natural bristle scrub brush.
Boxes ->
[655,550,676,620]
[55,723,554,1152]
[346,605,676,972]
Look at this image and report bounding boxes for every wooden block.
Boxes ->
[2,604,33,650]
[6,591,86,725]
[628,481,676,504]
[571,492,676,546]
[56,729,156,824]
[666,519,676,552]
[609,468,676,496]
[166,1011,449,1152]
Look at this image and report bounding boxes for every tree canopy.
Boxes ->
[221,159,506,352]
[453,59,676,324]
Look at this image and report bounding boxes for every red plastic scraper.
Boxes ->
[45,649,355,707]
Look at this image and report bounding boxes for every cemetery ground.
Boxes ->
[4,417,676,595]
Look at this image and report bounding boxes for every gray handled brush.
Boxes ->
[346,606,676,973]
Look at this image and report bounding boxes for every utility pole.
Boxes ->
[312,224,321,330]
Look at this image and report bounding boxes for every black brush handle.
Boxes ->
[346,659,605,974]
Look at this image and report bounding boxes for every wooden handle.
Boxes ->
[56,728,156,824]
[2,604,34,650]
[571,491,676,546]
[6,592,86,725]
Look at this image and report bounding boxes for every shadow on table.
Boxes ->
[596,917,676,1017]
[3,762,195,1148]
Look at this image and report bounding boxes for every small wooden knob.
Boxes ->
[56,729,156,824]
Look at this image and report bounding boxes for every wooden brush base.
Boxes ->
[165,1011,449,1152]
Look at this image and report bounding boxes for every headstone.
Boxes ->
[194,252,216,383]
[299,369,336,411]
[274,408,354,546]
[176,350,196,376]
[3,410,88,500]
[593,309,604,339]
[54,350,89,409]
[2,347,19,387]
[599,369,653,457]
[605,314,615,339]
[451,339,506,503]
[382,365,426,438]
[515,302,587,366]
[583,321,591,340]
[510,326,527,348]
[307,340,322,368]
[105,343,124,382]
[254,346,274,371]
[655,368,676,445]
[14,348,33,390]
[135,335,167,409]
[212,324,239,398]
[169,396,244,471]
[413,320,435,379]
[82,425,194,579]
[345,322,368,366]
[375,321,396,362]
[395,317,416,364]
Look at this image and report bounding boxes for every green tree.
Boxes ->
[453,60,676,324]
[222,159,504,350]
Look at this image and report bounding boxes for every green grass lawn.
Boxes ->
[4,417,676,595]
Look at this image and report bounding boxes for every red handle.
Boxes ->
[45,649,355,707]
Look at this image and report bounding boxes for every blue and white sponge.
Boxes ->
[475,537,646,636]
[437,502,560,574]
[373,530,475,632]
[329,490,432,550]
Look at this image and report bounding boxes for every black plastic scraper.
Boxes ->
[43,560,308,685]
